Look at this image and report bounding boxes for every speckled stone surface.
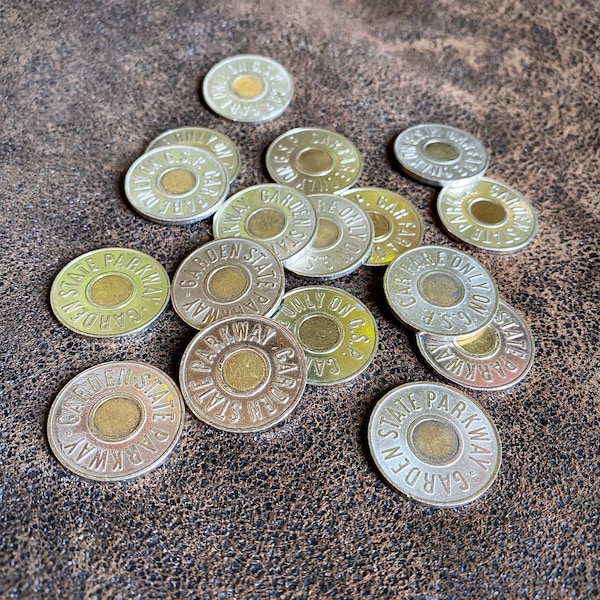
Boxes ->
[2,1,599,598]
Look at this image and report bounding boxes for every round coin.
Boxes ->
[340,187,424,266]
[383,245,498,336]
[202,54,294,123]
[265,127,363,195]
[124,145,229,224]
[172,238,285,330]
[272,286,378,385]
[47,361,185,481]
[368,381,501,507]
[179,315,307,432]
[393,124,489,187]
[50,247,170,337]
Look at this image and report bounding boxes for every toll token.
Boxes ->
[50,247,170,337]
[368,382,501,507]
[47,361,185,481]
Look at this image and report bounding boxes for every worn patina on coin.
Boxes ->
[202,54,294,123]
[368,381,501,507]
[393,124,489,187]
[272,286,378,385]
[172,238,285,330]
[179,315,307,432]
[50,247,170,337]
[340,187,424,266]
[47,361,185,481]
[416,299,535,390]
[124,145,229,224]
[437,177,538,252]
[384,245,498,337]
[265,127,363,195]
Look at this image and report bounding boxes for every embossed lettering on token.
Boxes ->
[368,382,501,506]
[172,238,285,330]
[47,361,185,481]
[272,286,378,385]
[202,54,294,123]
[265,127,363,194]
[393,124,489,187]
[179,315,307,432]
[124,145,229,224]
[50,247,170,337]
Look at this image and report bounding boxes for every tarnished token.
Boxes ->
[393,124,489,187]
[284,194,373,279]
[272,286,378,385]
[47,361,185,481]
[179,315,307,432]
[384,245,498,337]
[416,299,535,390]
[50,247,170,337]
[212,184,317,265]
[172,238,285,330]
[437,177,538,252]
[202,54,294,123]
[124,145,229,224]
[368,381,501,507]
[340,187,424,266]
[146,127,241,183]
[265,127,363,195]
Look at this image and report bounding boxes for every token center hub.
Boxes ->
[159,167,198,195]
[298,314,343,353]
[221,348,269,393]
[247,207,287,238]
[423,140,460,162]
[232,75,264,99]
[87,273,135,308]
[90,395,144,441]
[206,265,250,302]
[313,217,340,249]
[417,271,466,307]
[456,326,500,357]
[409,417,461,465]
[294,148,334,176]
[468,198,508,226]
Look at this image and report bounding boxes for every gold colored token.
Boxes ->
[179,315,307,432]
[47,361,185,481]
[340,187,424,266]
[50,247,170,337]
[272,286,378,385]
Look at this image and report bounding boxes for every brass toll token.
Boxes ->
[50,247,170,337]
[272,286,378,385]
[340,187,424,266]
[368,382,501,507]
[124,145,229,224]
[172,238,285,330]
[179,315,307,432]
[202,54,294,123]
[384,245,498,337]
[416,299,535,390]
[47,361,185,481]
[265,127,363,195]
[437,177,538,252]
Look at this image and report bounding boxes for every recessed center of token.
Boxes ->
[92,396,143,441]
[232,75,264,99]
[369,210,392,240]
[295,148,334,176]
[298,314,342,353]
[88,274,134,307]
[221,348,268,392]
[246,207,287,239]
[423,141,460,162]
[159,168,197,195]
[418,271,465,307]
[207,265,250,301]
[469,199,508,226]
[411,418,460,465]
[313,217,340,249]
[456,326,500,357]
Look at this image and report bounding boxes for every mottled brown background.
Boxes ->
[2,1,599,598]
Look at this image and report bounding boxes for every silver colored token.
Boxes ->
[393,123,489,187]
[124,145,229,225]
[284,194,373,279]
[416,299,535,390]
[368,381,501,507]
[47,361,185,481]
[384,245,498,337]
[172,238,285,330]
[202,54,294,123]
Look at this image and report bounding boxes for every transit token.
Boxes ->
[437,177,538,252]
[416,299,535,390]
[265,127,362,195]
[202,54,294,123]
[47,361,185,481]
[179,315,307,432]
[124,145,229,224]
[340,187,424,266]
[272,286,378,385]
[284,194,373,279]
[50,247,170,337]
[384,245,498,337]
[172,238,285,330]
[393,124,489,187]
[368,381,501,507]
